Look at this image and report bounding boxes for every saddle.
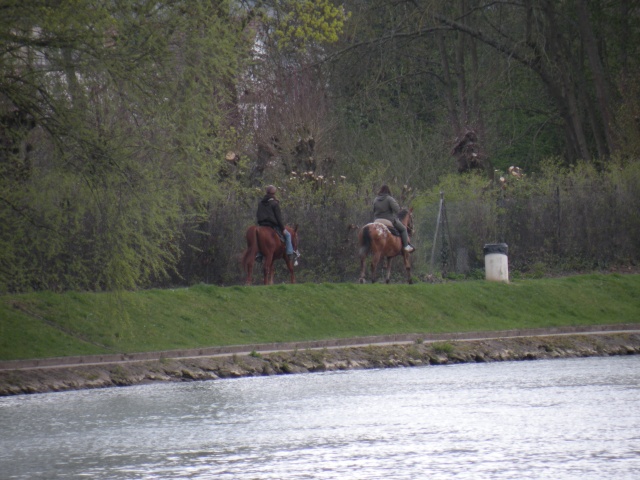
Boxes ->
[374,219,400,237]
[263,225,286,243]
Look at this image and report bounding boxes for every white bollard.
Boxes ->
[483,243,509,283]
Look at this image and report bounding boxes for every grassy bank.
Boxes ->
[1,274,639,361]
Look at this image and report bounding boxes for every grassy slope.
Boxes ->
[1,274,639,361]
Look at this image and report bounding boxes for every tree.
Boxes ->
[231,0,350,182]
[326,0,640,178]
[432,0,638,161]
[0,0,244,292]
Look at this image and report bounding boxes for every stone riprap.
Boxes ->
[1,330,639,396]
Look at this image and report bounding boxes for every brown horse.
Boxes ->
[242,225,299,285]
[358,208,414,284]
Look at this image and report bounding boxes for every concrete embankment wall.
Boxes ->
[1,326,639,396]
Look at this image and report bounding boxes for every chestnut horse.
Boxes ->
[358,208,414,284]
[242,225,299,285]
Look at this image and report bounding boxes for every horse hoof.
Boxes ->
[358,278,365,284]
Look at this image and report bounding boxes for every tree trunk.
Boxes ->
[469,9,484,136]
[541,0,591,161]
[434,2,595,161]
[576,0,615,155]
[437,31,462,136]
[455,0,469,129]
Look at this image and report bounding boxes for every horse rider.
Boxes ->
[256,185,299,261]
[373,184,415,253]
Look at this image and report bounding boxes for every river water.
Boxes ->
[1,355,639,479]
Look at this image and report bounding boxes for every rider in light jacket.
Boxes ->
[372,184,415,253]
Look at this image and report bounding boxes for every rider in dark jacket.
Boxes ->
[372,184,415,252]
[256,185,297,260]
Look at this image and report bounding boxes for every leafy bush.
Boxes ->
[420,159,640,279]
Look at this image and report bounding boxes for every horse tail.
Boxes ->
[359,225,372,257]
[252,225,260,253]
[241,226,258,272]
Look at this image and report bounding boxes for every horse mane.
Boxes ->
[398,208,410,221]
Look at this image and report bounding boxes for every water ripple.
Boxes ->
[1,356,639,479]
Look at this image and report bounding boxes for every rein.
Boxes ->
[398,209,414,236]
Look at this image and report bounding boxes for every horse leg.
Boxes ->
[285,256,296,284]
[263,255,274,285]
[269,259,276,285]
[384,257,393,284]
[244,254,254,285]
[359,254,367,283]
[403,252,413,284]
[370,252,383,283]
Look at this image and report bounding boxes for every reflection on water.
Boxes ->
[1,356,639,479]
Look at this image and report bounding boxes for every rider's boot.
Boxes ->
[401,231,415,253]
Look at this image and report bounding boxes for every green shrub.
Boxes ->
[432,342,455,355]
